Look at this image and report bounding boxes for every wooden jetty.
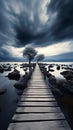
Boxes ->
[7,64,71,130]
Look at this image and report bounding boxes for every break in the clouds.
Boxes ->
[0,0,73,61]
[44,52,73,62]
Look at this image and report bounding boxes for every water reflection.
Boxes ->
[0,62,73,130]
[45,64,66,82]
[0,74,18,130]
[50,66,66,82]
[0,63,25,130]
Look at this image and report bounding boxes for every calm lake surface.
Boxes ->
[0,62,73,130]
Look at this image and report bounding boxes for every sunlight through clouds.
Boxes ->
[39,0,51,24]
[2,41,73,60]
[2,45,24,57]
[36,41,73,56]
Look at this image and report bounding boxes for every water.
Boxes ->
[45,64,65,81]
[0,62,26,130]
[0,62,73,130]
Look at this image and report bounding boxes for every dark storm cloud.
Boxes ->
[0,48,12,61]
[47,0,73,41]
[35,0,73,46]
[0,0,73,61]
[34,0,73,46]
[0,0,73,47]
[0,0,49,47]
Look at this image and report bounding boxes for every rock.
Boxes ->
[23,71,31,80]
[0,88,7,95]
[61,71,73,80]
[0,66,4,73]
[24,68,27,71]
[52,88,63,97]
[20,63,36,68]
[57,79,66,88]
[14,63,18,65]
[17,91,22,96]
[43,71,47,79]
[57,79,73,94]
[56,65,60,70]
[8,69,20,80]
[29,68,33,78]
[68,80,73,85]
[49,75,56,85]
[4,66,11,71]
[48,65,53,68]
[62,82,73,93]
[14,82,27,90]
[47,73,52,78]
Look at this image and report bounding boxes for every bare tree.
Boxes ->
[36,54,45,62]
[23,46,37,64]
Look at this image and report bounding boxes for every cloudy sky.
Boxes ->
[0,0,73,61]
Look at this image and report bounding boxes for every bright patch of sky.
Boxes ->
[2,41,73,58]
[2,45,24,57]
[39,0,51,24]
[36,41,73,56]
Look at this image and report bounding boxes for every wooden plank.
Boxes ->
[25,91,52,94]
[27,91,49,93]
[20,97,55,100]
[22,93,53,96]
[30,81,46,83]
[21,95,54,98]
[7,120,71,130]
[22,93,53,95]
[29,81,46,82]
[26,88,49,90]
[23,89,52,93]
[18,101,58,107]
[12,113,65,122]
[24,89,51,91]
[29,80,47,82]
[7,64,71,130]
[28,87,49,89]
[21,97,54,99]
[20,98,56,102]
[16,106,61,113]
[28,88,48,90]
[28,88,48,93]
[29,82,47,87]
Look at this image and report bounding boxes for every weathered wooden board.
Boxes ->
[16,106,61,113]
[22,93,53,95]
[28,88,49,90]
[18,101,58,107]
[20,97,56,102]
[21,95,54,98]
[7,64,71,130]
[7,120,71,130]
[29,84,48,87]
[12,113,65,122]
